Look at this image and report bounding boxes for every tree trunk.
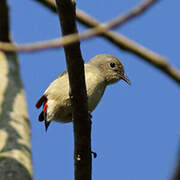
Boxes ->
[0,0,33,179]
[0,52,33,180]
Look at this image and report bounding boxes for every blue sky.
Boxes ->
[8,0,180,179]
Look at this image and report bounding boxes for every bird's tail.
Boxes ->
[35,95,51,131]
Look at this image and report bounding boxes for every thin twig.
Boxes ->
[0,0,157,52]
[36,0,158,28]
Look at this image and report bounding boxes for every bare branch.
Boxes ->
[55,0,91,179]
[0,0,158,52]
[34,0,170,72]
[1,0,180,85]
[35,0,158,27]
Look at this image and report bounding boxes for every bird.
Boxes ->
[35,54,130,131]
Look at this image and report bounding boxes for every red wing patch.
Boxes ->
[43,101,48,112]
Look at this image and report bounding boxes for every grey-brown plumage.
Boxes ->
[36,54,130,130]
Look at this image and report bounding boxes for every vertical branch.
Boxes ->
[55,0,92,180]
[0,0,10,42]
[0,0,33,179]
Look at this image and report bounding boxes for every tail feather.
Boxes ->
[45,121,51,131]
[36,95,47,109]
[37,98,48,122]
[36,95,51,131]
[38,111,44,122]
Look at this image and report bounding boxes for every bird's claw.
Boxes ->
[91,151,97,158]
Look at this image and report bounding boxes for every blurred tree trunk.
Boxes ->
[0,0,33,179]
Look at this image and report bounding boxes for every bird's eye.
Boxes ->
[110,62,116,68]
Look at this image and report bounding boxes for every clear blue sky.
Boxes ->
[8,0,180,179]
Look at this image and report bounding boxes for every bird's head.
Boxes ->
[89,54,130,85]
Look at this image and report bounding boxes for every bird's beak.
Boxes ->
[120,75,131,85]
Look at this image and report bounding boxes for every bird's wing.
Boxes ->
[57,70,67,79]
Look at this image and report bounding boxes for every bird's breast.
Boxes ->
[85,72,106,112]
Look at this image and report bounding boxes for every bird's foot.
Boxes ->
[91,151,97,158]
